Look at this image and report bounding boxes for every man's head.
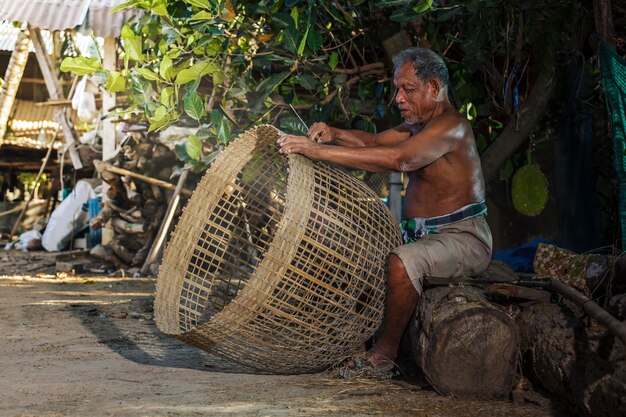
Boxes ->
[392,47,450,124]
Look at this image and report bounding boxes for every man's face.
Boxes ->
[393,63,432,124]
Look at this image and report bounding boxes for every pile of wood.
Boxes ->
[406,255,626,416]
[88,131,184,273]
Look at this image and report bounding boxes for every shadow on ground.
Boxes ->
[62,281,257,374]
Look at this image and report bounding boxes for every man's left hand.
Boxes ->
[277,134,320,158]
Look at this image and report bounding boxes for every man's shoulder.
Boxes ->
[433,110,469,127]
[423,111,471,138]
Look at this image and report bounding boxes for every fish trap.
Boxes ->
[155,125,402,373]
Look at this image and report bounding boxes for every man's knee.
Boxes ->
[387,253,405,274]
[388,253,423,295]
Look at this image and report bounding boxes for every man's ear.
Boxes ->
[429,79,441,99]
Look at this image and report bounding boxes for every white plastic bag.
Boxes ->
[4,230,42,252]
[72,76,97,123]
[42,180,96,251]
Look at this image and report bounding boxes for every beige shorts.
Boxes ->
[391,215,493,295]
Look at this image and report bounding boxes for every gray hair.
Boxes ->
[392,47,449,88]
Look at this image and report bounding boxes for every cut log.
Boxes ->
[408,285,520,399]
[518,302,626,417]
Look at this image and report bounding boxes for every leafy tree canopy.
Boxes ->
[61,0,590,174]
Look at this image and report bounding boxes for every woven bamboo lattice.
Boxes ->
[155,125,402,374]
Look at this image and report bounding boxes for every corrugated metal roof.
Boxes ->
[82,0,138,38]
[0,21,23,51]
[0,0,137,37]
[0,21,53,52]
[5,100,59,149]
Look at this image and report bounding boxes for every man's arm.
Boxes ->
[279,114,465,173]
[308,122,413,147]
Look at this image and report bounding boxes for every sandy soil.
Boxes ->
[0,251,565,417]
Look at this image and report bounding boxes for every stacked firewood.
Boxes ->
[89,130,182,271]
[406,252,626,416]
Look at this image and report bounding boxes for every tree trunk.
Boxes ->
[518,302,626,417]
[480,67,555,183]
[408,285,520,398]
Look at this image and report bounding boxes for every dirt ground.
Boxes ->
[0,250,567,417]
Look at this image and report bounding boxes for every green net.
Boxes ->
[598,42,626,249]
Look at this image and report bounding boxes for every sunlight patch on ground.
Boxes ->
[111,402,340,416]
[0,274,156,284]
[31,298,137,306]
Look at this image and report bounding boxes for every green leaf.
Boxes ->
[257,71,291,97]
[272,12,293,28]
[461,102,477,121]
[186,135,202,160]
[211,109,231,144]
[184,0,210,9]
[328,52,339,70]
[174,143,190,162]
[159,55,173,80]
[476,134,489,153]
[184,93,204,121]
[413,0,433,13]
[160,86,174,107]
[206,38,223,56]
[297,18,311,56]
[121,25,143,62]
[175,61,217,85]
[151,0,168,16]
[135,68,161,81]
[333,74,347,86]
[282,26,299,55]
[153,105,168,122]
[375,0,413,7]
[60,57,102,75]
[296,73,318,90]
[190,10,214,21]
[131,75,154,112]
[106,70,126,92]
[92,70,107,85]
[280,116,307,135]
[111,0,138,13]
[306,29,322,53]
[148,107,178,132]
[201,149,221,165]
[389,6,420,23]
[290,7,299,29]
[212,70,226,85]
[185,77,201,95]
[436,6,461,22]
[485,118,503,130]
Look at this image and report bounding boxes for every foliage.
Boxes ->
[60,0,590,174]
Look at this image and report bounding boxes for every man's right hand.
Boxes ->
[308,122,334,143]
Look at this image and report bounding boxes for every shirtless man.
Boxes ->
[277,47,492,374]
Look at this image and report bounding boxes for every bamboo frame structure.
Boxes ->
[155,125,402,373]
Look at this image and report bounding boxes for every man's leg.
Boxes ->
[367,253,419,364]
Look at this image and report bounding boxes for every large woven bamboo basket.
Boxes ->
[155,125,402,374]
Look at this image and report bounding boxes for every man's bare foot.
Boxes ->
[338,350,401,380]
[365,342,397,367]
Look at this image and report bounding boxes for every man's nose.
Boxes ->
[394,90,405,104]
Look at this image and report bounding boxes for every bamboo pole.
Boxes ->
[9,133,56,238]
[30,27,83,169]
[140,169,190,276]
[93,160,193,196]
[0,29,30,145]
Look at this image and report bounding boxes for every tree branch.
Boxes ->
[480,66,555,183]
[332,62,385,75]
